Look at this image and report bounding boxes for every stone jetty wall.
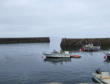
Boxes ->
[61,38,110,50]
[0,37,50,44]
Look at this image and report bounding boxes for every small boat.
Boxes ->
[93,72,110,84]
[70,55,81,58]
[44,58,71,64]
[105,58,110,63]
[43,50,70,58]
[81,44,100,52]
[105,52,110,59]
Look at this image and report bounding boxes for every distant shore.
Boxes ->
[0,37,50,44]
[61,38,110,50]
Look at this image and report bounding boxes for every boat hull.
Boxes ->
[43,53,70,58]
[92,77,105,84]
[92,72,110,84]
[105,53,110,59]
[70,55,81,58]
[107,56,110,59]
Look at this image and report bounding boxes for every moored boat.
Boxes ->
[70,55,81,58]
[81,44,100,52]
[105,52,110,59]
[93,72,110,84]
[43,50,70,58]
[44,57,71,64]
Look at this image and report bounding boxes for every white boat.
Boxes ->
[106,51,110,56]
[44,58,71,64]
[106,52,110,59]
[93,72,110,84]
[106,51,110,55]
[43,50,70,58]
[81,44,101,51]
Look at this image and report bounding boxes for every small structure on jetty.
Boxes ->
[61,38,110,50]
[0,37,50,44]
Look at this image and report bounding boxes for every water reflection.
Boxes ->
[44,58,71,65]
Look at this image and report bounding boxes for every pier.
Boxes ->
[0,37,50,44]
[61,38,110,50]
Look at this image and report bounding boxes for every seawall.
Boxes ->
[61,38,110,50]
[0,37,50,44]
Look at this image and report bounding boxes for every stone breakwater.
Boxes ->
[61,38,110,50]
[0,37,50,44]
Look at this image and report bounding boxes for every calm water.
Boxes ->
[0,42,110,84]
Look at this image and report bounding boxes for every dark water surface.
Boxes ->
[0,43,110,84]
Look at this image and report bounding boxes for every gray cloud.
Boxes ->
[0,0,110,38]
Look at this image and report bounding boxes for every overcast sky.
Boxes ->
[0,0,110,38]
